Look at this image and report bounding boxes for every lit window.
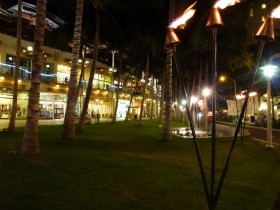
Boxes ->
[27,46,33,51]
[261,4,266,9]
[250,8,253,17]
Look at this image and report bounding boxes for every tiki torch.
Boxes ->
[166,2,214,206]
[206,0,240,209]
[214,4,279,209]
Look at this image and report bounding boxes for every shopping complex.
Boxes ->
[0,33,159,121]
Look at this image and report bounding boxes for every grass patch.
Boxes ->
[0,120,279,209]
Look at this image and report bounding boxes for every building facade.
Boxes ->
[0,33,114,120]
[0,33,159,121]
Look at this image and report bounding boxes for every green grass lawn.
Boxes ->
[0,120,279,210]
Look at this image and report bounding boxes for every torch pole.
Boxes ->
[205,7,223,209]
[210,27,217,210]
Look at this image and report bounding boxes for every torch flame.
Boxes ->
[271,5,280,18]
[169,2,196,29]
[214,0,240,9]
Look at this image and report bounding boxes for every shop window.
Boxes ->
[0,104,10,119]
[54,103,64,119]
[5,54,31,80]
[39,103,53,119]
[57,64,70,84]
[93,73,109,90]
[41,62,54,84]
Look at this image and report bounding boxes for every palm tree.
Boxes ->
[22,0,47,155]
[8,0,22,133]
[125,75,139,122]
[160,0,175,142]
[77,0,111,130]
[76,44,87,99]
[61,0,84,140]
[138,53,149,126]
[149,75,154,119]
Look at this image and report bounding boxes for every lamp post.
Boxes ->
[260,65,277,148]
[110,50,118,118]
[220,76,237,123]
[219,76,236,97]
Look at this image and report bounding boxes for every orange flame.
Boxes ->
[214,0,240,9]
[169,2,196,29]
[271,5,280,18]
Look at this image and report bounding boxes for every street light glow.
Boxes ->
[202,88,211,97]
[219,76,226,82]
[261,65,277,78]
[190,96,198,104]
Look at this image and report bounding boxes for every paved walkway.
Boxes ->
[0,119,64,129]
[0,118,117,130]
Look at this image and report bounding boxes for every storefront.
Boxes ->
[40,93,67,119]
[116,99,130,119]
[0,89,28,119]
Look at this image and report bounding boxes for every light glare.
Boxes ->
[261,65,277,78]
[271,5,280,18]
[214,0,240,9]
[169,2,196,29]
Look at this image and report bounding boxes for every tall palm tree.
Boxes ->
[138,53,149,126]
[160,0,175,142]
[149,75,154,119]
[22,0,47,155]
[125,76,139,122]
[8,0,22,133]
[76,44,87,99]
[61,0,84,140]
[77,0,111,130]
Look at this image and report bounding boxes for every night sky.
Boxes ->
[2,0,280,96]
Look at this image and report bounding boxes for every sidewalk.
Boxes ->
[0,119,64,130]
[0,117,119,130]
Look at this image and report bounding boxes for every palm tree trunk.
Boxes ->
[138,53,149,126]
[22,0,47,155]
[160,0,175,142]
[158,66,165,125]
[125,77,139,121]
[77,7,100,131]
[62,0,84,139]
[8,0,22,133]
[155,78,159,120]
[150,75,154,119]
[76,45,87,98]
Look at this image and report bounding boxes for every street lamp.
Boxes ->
[110,50,118,119]
[219,76,236,97]
[220,76,238,123]
[260,64,277,148]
